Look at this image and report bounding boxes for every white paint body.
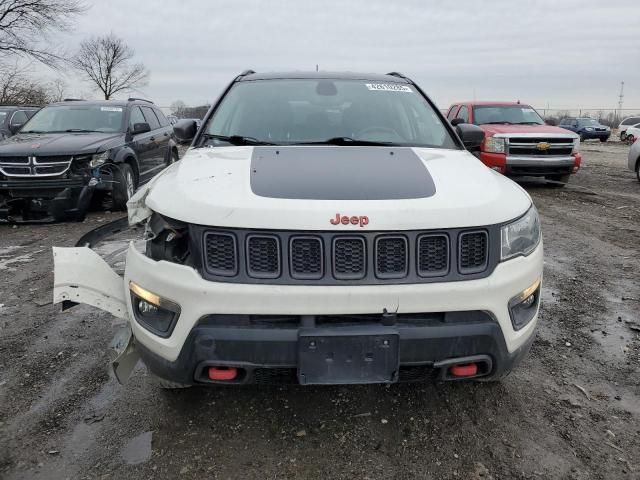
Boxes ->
[54,146,543,366]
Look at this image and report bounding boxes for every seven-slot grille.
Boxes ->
[199,227,495,285]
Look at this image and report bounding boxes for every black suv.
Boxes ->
[0,98,179,221]
[0,106,40,140]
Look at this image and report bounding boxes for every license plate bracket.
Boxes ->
[297,328,399,385]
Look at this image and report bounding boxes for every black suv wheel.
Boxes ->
[113,163,136,210]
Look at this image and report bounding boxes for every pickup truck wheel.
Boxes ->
[151,374,191,389]
[546,174,570,187]
[112,163,136,211]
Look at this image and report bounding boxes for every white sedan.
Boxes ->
[625,124,640,143]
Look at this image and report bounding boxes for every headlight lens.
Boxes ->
[89,150,110,168]
[501,206,541,260]
[585,127,594,131]
[484,137,505,153]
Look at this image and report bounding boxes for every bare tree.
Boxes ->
[72,34,149,100]
[0,62,48,104]
[170,100,186,117]
[47,77,67,102]
[0,0,86,67]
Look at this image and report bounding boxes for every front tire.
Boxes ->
[546,173,570,187]
[620,132,627,141]
[599,137,608,143]
[112,163,136,211]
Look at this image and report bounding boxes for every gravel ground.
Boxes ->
[0,141,639,480]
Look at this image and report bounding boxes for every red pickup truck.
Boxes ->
[446,101,581,186]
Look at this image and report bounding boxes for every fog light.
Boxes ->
[508,279,541,331]
[129,282,180,338]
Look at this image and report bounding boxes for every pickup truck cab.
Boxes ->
[54,72,543,388]
[447,101,581,186]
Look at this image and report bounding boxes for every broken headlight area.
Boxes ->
[144,212,192,266]
[130,281,181,337]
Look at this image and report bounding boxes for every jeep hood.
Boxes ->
[0,131,122,155]
[479,124,577,137]
[141,146,532,230]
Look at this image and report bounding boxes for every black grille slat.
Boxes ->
[375,236,408,278]
[290,237,323,279]
[204,233,237,276]
[459,231,488,273]
[333,237,366,279]
[0,156,29,164]
[247,235,280,278]
[35,155,73,164]
[417,234,449,277]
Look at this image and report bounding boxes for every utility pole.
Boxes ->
[617,81,624,122]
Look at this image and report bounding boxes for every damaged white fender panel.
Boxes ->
[53,247,127,319]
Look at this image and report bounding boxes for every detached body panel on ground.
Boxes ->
[53,72,544,387]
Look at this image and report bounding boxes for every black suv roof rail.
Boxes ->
[386,72,412,82]
[127,97,154,104]
[63,98,85,102]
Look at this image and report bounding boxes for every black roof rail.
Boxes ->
[386,72,411,82]
[235,69,255,81]
[63,98,85,102]
[127,97,154,104]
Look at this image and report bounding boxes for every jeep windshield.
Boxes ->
[473,105,545,125]
[20,104,125,134]
[200,79,457,148]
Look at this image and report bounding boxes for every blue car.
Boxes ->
[559,117,610,142]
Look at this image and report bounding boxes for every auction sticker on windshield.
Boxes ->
[101,107,123,112]
[365,83,412,92]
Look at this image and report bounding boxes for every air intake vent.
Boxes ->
[333,237,366,280]
[247,235,280,278]
[417,234,449,277]
[290,237,323,279]
[375,236,408,278]
[459,231,488,273]
[204,232,237,276]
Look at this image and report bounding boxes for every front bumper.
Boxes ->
[479,152,581,177]
[0,169,113,221]
[125,241,542,383]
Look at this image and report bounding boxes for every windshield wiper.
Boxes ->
[20,130,46,134]
[290,137,396,146]
[481,121,513,125]
[512,122,543,125]
[64,129,101,133]
[202,134,275,146]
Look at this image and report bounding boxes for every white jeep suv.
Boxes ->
[54,71,543,387]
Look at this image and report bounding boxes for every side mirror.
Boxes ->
[450,118,465,127]
[132,122,151,135]
[173,119,198,142]
[455,123,485,152]
[9,123,24,134]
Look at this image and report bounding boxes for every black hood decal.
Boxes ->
[250,146,436,200]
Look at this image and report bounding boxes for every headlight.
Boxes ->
[501,206,541,261]
[585,127,594,131]
[484,137,505,153]
[89,150,110,168]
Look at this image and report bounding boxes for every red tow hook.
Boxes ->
[208,366,238,381]
[449,363,478,378]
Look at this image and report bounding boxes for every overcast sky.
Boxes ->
[51,0,640,112]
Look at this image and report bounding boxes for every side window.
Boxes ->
[153,108,169,127]
[129,106,146,130]
[572,120,578,127]
[11,110,28,125]
[457,106,469,123]
[446,105,459,121]
[141,106,160,130]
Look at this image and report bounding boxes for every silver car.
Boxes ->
[628,138,640,182]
